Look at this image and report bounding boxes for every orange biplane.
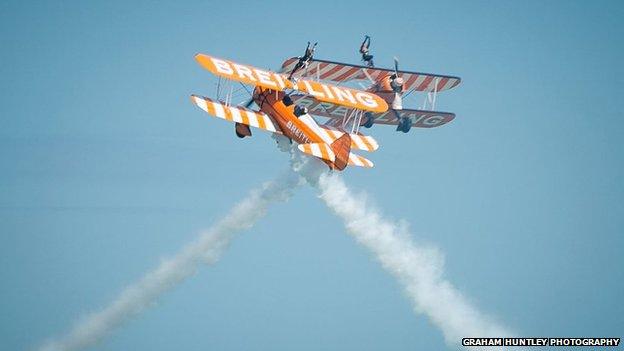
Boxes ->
[190,43,460,170]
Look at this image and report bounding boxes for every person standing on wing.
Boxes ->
[288,41,317,81]
[360,35,374,67]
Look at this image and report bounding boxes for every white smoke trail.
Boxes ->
[295,158,514,348]
[38,171,302,351]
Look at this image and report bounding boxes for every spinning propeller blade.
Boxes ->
[243,98,254,108]
[393,57,399,76]
[391,57,403,109]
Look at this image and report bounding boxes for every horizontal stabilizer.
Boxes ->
[297,143,336,162]
[317,126,379,152]
[190,95,281,133]
[348,153,374,168]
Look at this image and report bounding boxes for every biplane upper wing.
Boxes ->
[195,54,388,113]
[292,94,455,129]
[280,57,461,93]
[191,95,281,133]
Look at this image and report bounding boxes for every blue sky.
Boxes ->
[1,0,622,350]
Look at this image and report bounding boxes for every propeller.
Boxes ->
[390,57,404,109]
[393,56,399,76]
[243,98,254,108]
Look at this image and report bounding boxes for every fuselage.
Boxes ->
[252,86,340,169]
[253,87,322,145]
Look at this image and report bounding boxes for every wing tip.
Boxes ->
[190,94,204,104]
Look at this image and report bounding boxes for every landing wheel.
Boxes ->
[396,118,411,133]
[363,112,374,128]
[235,122,252,138]
[402,119,411,133]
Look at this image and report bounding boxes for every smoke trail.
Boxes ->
[38,171,302,351]
[295,158,514,348]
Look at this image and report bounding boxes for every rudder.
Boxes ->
[330,133,351,170]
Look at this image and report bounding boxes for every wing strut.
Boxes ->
[216,77,222,101]
[338,108,366,134]
[421,77,440,110]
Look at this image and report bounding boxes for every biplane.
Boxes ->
[280,56,461,133]
[190,45,460,170]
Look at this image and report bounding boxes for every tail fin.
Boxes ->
[330,133,351,171]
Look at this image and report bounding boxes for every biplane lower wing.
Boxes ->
[280,57,461,93]
[191,95,281,133]
[361,109,455,128]
[292,95,455,129]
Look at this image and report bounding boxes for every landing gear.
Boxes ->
[396,117,411,133]
[235,122,252,138]
[362,112,374,128]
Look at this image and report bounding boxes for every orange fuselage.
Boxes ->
[252,87,345,169]
[253,87,320,145]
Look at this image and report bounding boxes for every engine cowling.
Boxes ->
[389,75,404,93]
[375,75,404,110]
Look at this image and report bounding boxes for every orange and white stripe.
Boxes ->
[191,95,279,133]
[316,126,379,152]
[297,143,336,162]
[281,58,461,93]
[292,113,378,152]
[195,54,388,113]
[347,153,374,168]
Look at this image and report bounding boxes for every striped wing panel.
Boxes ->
[191,95,280,133]
[297,113,378,152]
[281,58,461,92]
[297,143,336,162]
[374,109,455,129]
[348,153,374,168]
[292,95,454,129]
[317,126,379,152]
[195,54,387,113]
[322,109,455,129]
